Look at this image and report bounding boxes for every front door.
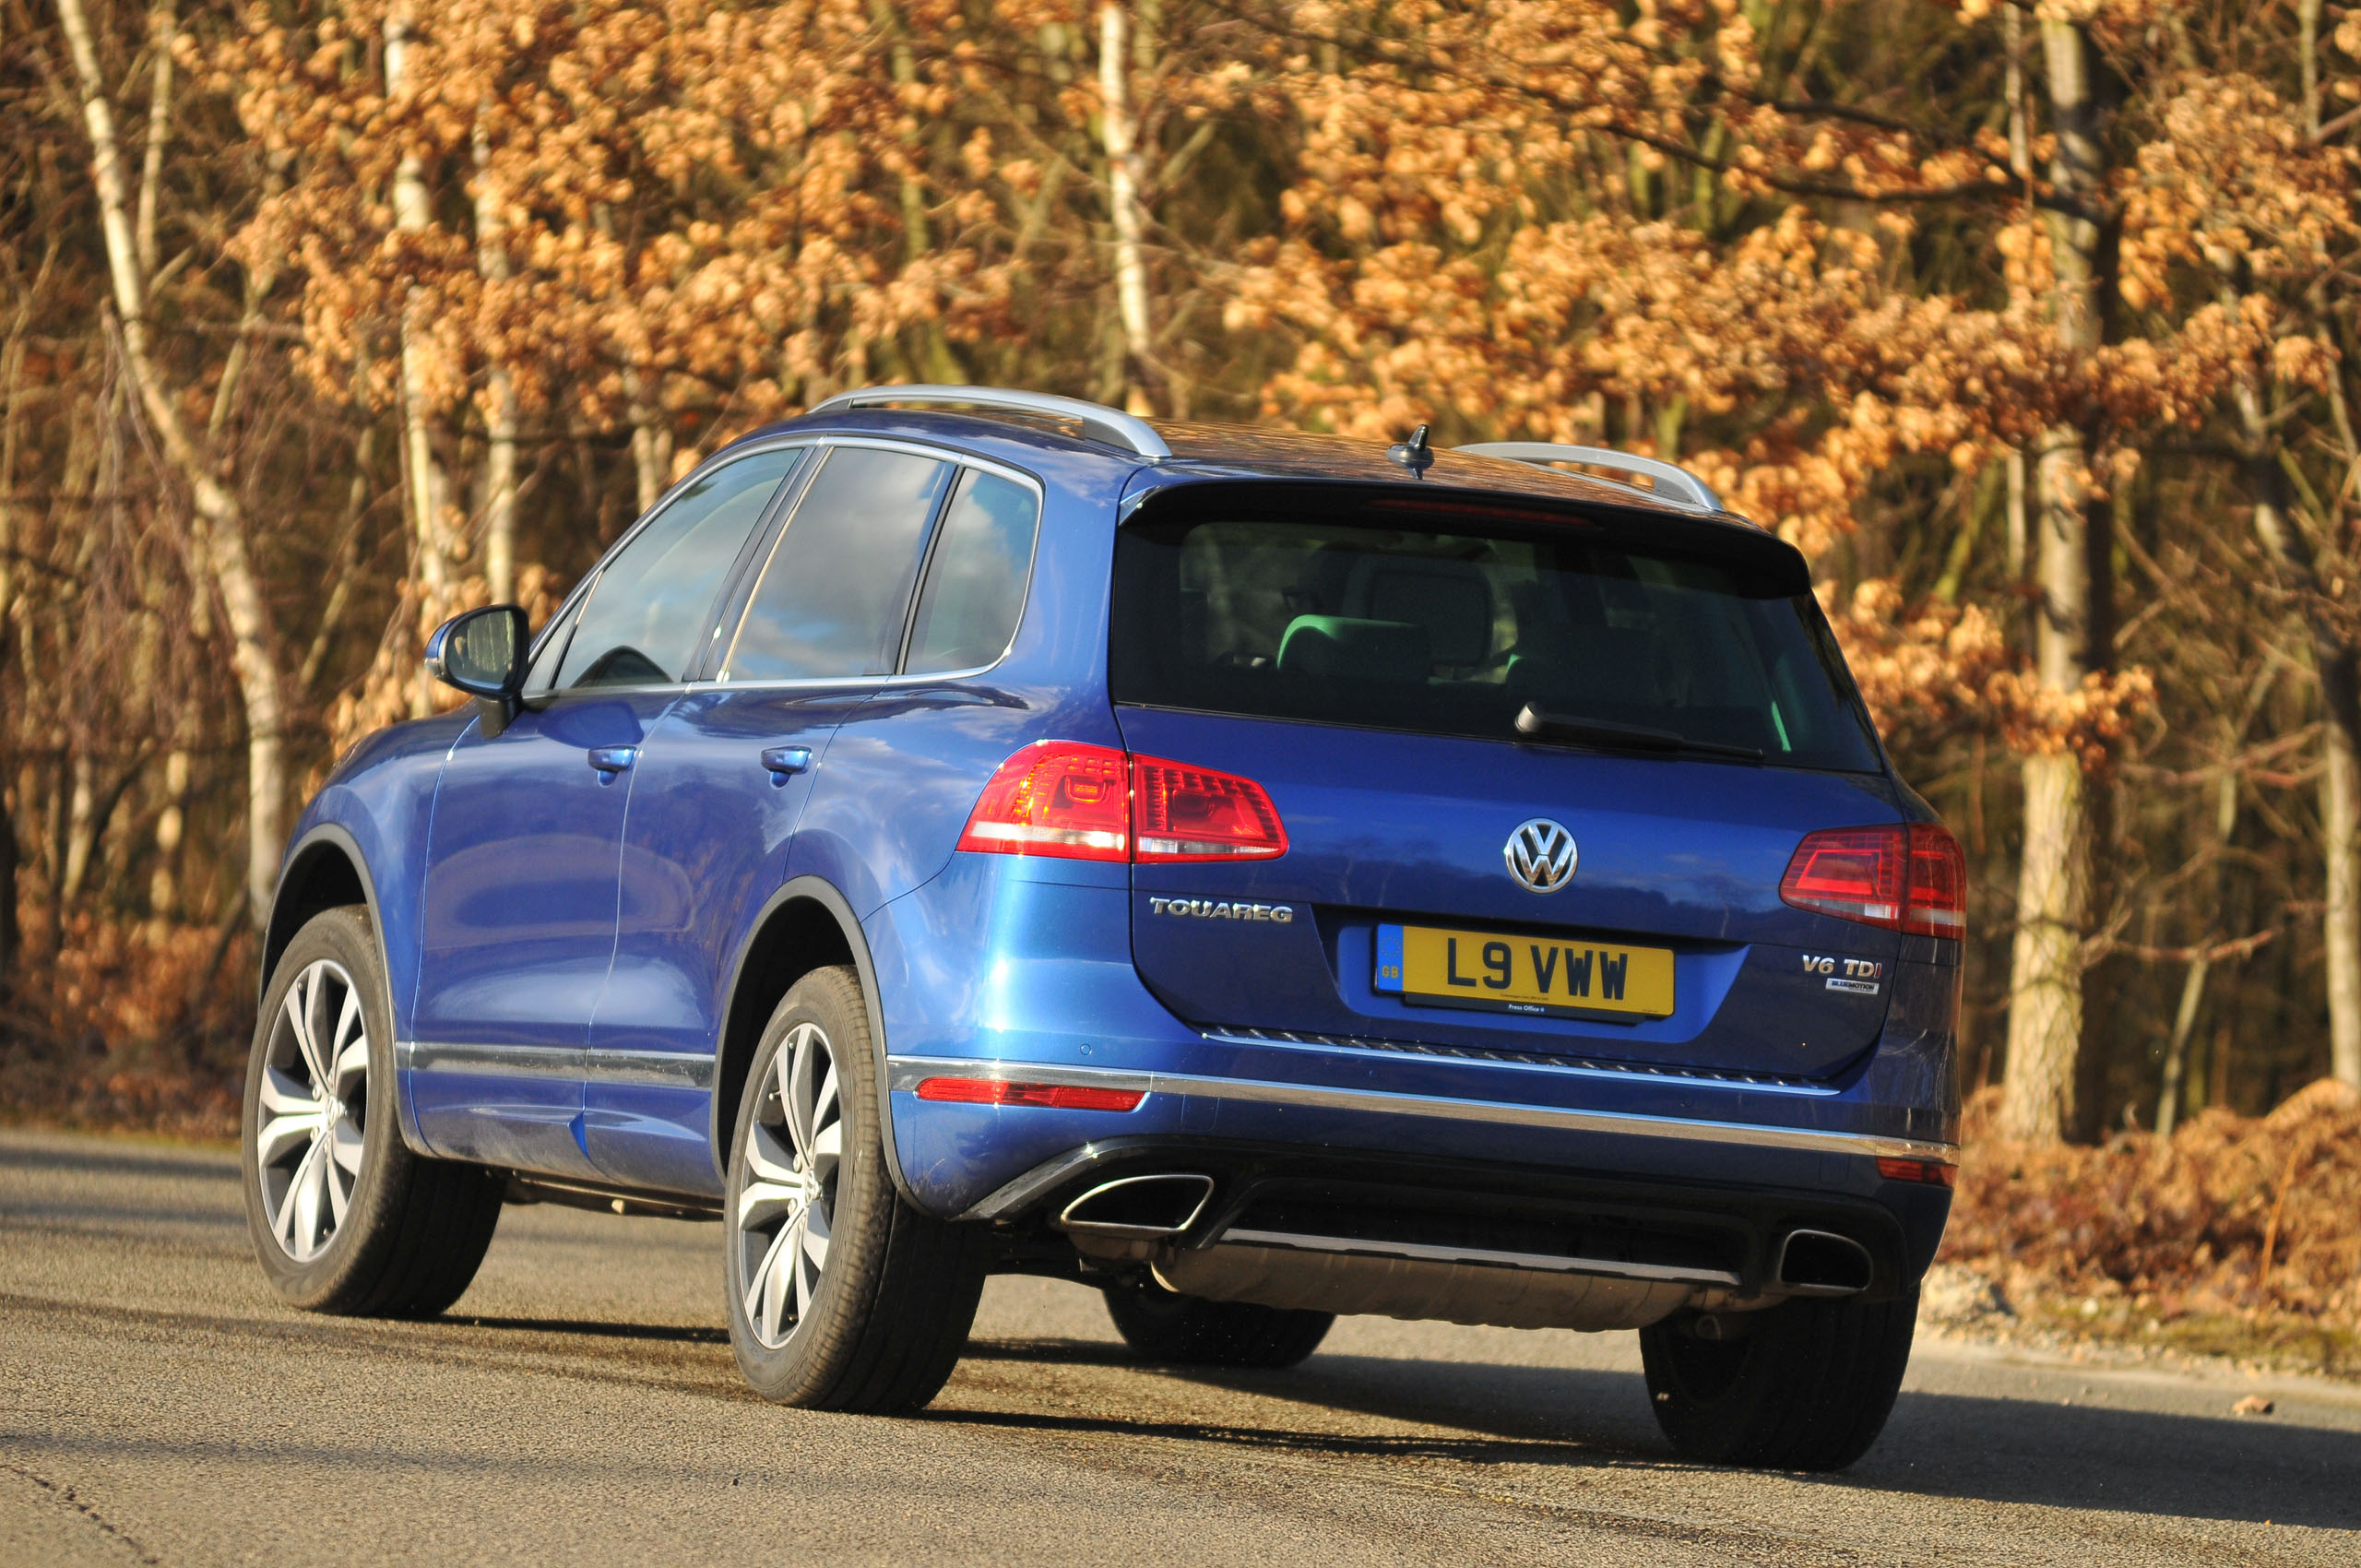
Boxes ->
[408,445,807,1178]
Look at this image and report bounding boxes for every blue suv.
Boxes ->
[241,387,1962,1471]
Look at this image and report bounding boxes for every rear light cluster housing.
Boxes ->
[1779,823,1966,938]
[956,740,1288,864]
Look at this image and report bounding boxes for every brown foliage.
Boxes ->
[1943,1080,2361,1330]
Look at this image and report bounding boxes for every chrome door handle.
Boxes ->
[761,746,813,784]
[587,745,639,775]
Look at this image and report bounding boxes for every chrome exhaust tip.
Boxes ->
[1057,1173,1216,1240]
[1774,1229,1874,1297]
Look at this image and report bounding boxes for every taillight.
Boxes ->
[955,741,1132,861]
[1133,754,1287,861]
[914,1076,1145,1112]
[956,742,1287,864]
[1780,823,1965,939]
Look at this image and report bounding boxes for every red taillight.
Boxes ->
[955,741,1132,861]
[1876,1156,1957,1187]
[1133,754,1287,862]
[955,742,1287,864]
[1903,823,1967,937]
[1780,823,1965,939]
[913,1076,1145,1112]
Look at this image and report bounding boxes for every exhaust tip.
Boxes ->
[1057,1173,1215,1238]
[1774,1229,1874,1297]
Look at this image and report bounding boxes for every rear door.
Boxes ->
[1108,483,1903,1083]
[409,447,801,1177]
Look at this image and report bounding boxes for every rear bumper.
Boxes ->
[867,854,1959,1288]
[943,1132,1951,1325]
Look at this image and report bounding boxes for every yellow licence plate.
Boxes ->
[1375,923,1675,1020]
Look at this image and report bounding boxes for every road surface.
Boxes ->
[5,1128,2356,1565]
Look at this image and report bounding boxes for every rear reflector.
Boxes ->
[956,742,1287,864]
[1780,823,1966,939]
[1876,1157,1957,1187]
[913,1076,1146,1112]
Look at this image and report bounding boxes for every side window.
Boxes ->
[551,447,803,690]
[905,470,1039,674]
[723,446,952,682]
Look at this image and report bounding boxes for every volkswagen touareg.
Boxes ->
[242,386,1962,1471]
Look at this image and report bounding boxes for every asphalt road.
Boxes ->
[5,1129,2358,1566]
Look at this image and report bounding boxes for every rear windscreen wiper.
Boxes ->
[1514,703,1764,762]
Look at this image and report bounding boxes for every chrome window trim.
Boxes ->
[884,1054,1958,1165]
[714,435,1046,688]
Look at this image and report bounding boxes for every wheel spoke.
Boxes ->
[801,1200,831,1273]
[328,1116,365,1176]
[744,1121,798,1186]
[291,1137,326,1256]
[282,980,325,1092]
[792,1214,818,1318]
[257,1065,319,1119]
[809,1118,841,1172]
[784,1027,819,1166]
[735,1178,801,1229]
[743,1224,789,1331]
[323,1135,353,1226]
[255,1107,320,1166]
[766,1215,805,1338]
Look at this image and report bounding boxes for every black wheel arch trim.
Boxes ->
[709,874,915,1205]
[258,822,430,1156]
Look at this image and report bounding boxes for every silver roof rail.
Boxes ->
[1454,442,1723,512]
[807,384,1170,460]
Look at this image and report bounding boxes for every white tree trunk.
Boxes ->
[56,0,284,927]
[1099,1,1154,416]
[473,114,518,603]
[2002,18,2106,1142]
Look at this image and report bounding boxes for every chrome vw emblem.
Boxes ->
[1504,819,1578,894]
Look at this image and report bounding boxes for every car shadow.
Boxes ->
[952,1340,2361,1531]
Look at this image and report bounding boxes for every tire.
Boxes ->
[722,965,986,1410]
[241,906,504,1317]
[1102,1277,1334,1369]
[1639,1289,1920,1471]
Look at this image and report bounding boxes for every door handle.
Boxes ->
[587,745,639,778]
[761,746,813,784]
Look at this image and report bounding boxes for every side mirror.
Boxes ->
[425,604,529,699]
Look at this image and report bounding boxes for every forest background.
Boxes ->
[3,0,2360,1360]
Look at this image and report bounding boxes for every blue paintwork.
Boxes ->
[268,403,1960,1281]
[409,690,677,1176]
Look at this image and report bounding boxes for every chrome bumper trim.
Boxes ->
[885,1055,1956,1164]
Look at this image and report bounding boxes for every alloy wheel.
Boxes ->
[253,958,370,1262]
[734,1022,842,1349]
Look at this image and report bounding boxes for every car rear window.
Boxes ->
[1109,499,1882,772]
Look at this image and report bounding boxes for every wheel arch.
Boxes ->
[261,825,387,1007]
[710,875,913,1201]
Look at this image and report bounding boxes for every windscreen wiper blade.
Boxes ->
[1514,703,1764,762]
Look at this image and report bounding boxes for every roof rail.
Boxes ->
[1454,442,1723,512]
[807,385,1170,460]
